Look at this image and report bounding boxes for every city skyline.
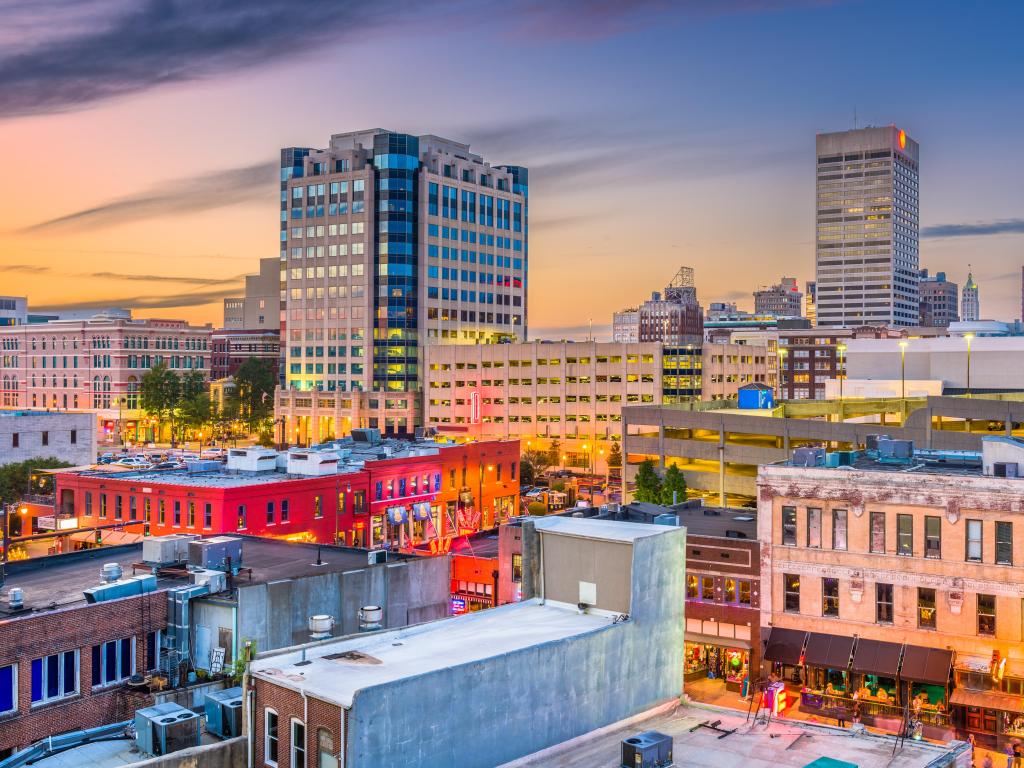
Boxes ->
[1,0,1023,335]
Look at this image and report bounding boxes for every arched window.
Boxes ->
[102,376,111,408]
[126,377,139,409]
[317,728,338,768]
[93,376,101,408]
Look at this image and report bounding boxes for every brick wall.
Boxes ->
[253,678,343,768]
[0,591,167,753]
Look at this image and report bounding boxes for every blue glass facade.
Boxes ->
[372,133,420,391]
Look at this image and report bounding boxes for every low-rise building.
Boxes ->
[759,436,1024,749]
[210,328,280,381]
[0,316,212,443]
[248,517,686,768]
[919,269,959,327]
[222,257,279,332]
[274,388,420,443]
[0,410,96,467]
[0,297,28,327]
[52,436,520,550]
[423,340,772,473]
[754,277,803,318]
[777,325,902,401]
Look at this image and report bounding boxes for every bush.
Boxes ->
[527,502,548,516]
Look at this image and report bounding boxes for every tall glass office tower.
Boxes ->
[815,126,919,327]
[278,129,528,396]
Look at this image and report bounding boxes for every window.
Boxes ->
[925,516,941,559]
[281,499,290,523]
[806,508,821,548]
[91,637,135,687]
[42,431,48,446]
[822,577,839,617]
[918,587,937,629]
[187,501,195,528]
[738,580,752,606]
[966,519,983,562]
[686,574,698,599]
[313,496,322,519]
[869,511,885,553]
[31,650,78,704]
[291,719,306,768]
[832,509,847,550]
[71,429,77,444]
[0,663,15,715]
[267,501,275,525]
[204,503,212,528]
[145,631,160,671]
[265,709,279,766]
[11,433,17,448]
[784,573,800,613]
[996,521,1013,565]
[897,514,913,556]
[781,506,797,545]
[158,499,165,525]
[511,554,522,583]
[978,594,996,636]
[317,728,338,768]
[701,576,715,601]
[876,583,894,623]
[237,504,247,530]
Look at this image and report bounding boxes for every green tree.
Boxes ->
[180,393,213,438]
[178,370,205,402]
[230,358,277,434]
[521,448,553,485]
[633,459,663,503]
[140,363,179,443]
[548,439,562,467]
[607,442,622,471]
[0,458,72,507]
[659,464,688,506]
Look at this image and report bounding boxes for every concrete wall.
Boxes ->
[237,555,450,653]
[345,523,686,768]
[0,412,96,466]
[126,736,245,768]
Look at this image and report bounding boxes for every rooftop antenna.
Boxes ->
[853,106,858,129]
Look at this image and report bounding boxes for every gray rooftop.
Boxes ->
[554,501,757,540]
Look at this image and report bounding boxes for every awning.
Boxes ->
[950,688,1024,714]
[102,531,144,546]
[900,645,954,685]
[763,627,807,665]
[684,632,753,651]
[803,632,856,670]
[851,639,904,678]
[69,531,97,544]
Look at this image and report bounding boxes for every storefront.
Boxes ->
[763,627,807,685]
[847,638,904,732]
[684,639,750,692]
[798,632,855,718]
[899,645,954,741]
[950,657,1024,751]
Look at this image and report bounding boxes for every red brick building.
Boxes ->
[0,552,167,758]
[52,438,521,551]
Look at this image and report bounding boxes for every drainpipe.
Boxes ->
[247,687,255,768]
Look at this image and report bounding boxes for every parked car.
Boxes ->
[150,461,180,470]
[115,456,152,469]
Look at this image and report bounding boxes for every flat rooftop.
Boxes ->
[0,537,409,617]
[499,702,967,768]
[251,599,613,707]
[554,502,757,540]
[532,516,672,543]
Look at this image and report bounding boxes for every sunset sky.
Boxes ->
[1,0,1022,336]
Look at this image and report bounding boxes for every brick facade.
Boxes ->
[0,591,167,754]
[252,678,343,768]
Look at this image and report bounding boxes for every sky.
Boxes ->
[1,0,1023,337]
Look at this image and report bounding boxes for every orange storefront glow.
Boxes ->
[898,129,907,150]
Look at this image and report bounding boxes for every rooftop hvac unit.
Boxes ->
[135,703,200,756]
[994,462,1019,478]
[878,438,914,460]
[865,434,891,452]
[188,536,243,572]
[367,549,387,566]
[204,687,244,739]
[351,428,382,444]
[653,514,679,527]
[83,573,157,603]
[226,448,278,472]
[185,460,221,473]
[620,731,673,768]
[190,568,228,593]
[143,535,192,567]
[792,447,824,467]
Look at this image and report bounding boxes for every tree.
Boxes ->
[548,439,562,467]
[180,393,213,439]
[140,363,179,442]
[230,358,276,434]
[607,442,623,471]
[659,464,688,506]
[521,448,552,485]
[0,458,72,507]
[633,459,663,504]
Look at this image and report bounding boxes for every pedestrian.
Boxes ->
[1014,741,1022,768]
[852,700,861,725]
[982,753,992,768]
[836,707,847,728]
[1006,743,1015,768]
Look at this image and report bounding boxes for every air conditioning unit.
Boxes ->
[621,731,673,768]
[190,568,227,593]
[204,686,244,739]
[135,703,200,756]
[994,462,1019,478]
[143,535,194,567]
[189,536,243,572]
[368,549,387,566]
[792,447,824,467]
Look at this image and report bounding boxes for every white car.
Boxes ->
[115,456,152,469]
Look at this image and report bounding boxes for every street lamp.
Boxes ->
[964,333,974,398]
[898,340,909,400]
[836,344,847,400]
[776,348,788,401]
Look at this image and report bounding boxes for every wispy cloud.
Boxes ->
[922,219,1024,239]
[2,264,51,274]
[0,0,843,118]
[20,161,277,233]
[84,271,244,286]
[32,287,238,313]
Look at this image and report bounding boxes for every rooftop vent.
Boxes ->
[7,587,24,610]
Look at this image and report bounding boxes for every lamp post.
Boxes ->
[897,340,909,400]
[836,344,847,400]
[964,333,974,398]
[776,347,788,401]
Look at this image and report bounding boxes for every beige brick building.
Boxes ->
[759,436,1024,749]
[423,341,772,472]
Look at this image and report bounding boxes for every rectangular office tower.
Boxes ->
[279,130,528,395]
[815,126,919,327]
